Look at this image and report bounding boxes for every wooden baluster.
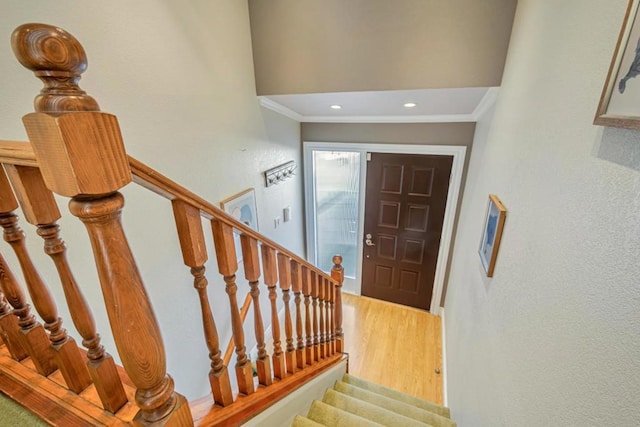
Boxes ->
[211,220,254,396]
[172,201,232,406]
[331,255,345,353]
[0,289,28,361]
[0,251,53,374]
[277,253,296,375]
[317,274,325,359]
[324,278,332,356]
[261,246,285,379]
[302,267,314,366]
[290,261,306,370]
[329,278,335,355]
[0,172,93,392]
[6,164,127,409]
[15,23,191,425]
[240,235,272,387]
[311,271,320,362]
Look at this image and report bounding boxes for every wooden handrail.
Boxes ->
[0,140,336,286]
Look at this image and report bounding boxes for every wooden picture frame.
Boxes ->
[220,188,259,231]
[479,194,506,277]
[594,0,640,129]
[220,188,258,263]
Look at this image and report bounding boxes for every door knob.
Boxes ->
[365,239,375,246]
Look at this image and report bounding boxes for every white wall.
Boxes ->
[0,1,304,400]
[445,0,640,425]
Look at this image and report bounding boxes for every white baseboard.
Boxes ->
[439,306,448,407]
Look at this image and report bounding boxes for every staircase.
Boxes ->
[0,23,347,426]
[293,374,455,427]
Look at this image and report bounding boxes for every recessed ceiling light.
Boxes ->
[330,104,342,110]
[404,102,417,108]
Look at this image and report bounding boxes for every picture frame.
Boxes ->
[220,188,259,263]
[594,0,640,130]
[220,188,259,231]
[479,194,506,278]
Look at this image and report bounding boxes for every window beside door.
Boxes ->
[312,151,360,277]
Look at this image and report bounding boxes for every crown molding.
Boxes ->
[259,87,499,123]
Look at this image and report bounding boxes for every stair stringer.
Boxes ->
[242,357,348,427]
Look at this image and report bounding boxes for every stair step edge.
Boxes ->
[333,381,456,427]
[342,374,451,418]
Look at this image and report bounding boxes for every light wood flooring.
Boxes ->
[341,293,443,404]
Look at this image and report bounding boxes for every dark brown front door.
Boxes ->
[361,153,453,311]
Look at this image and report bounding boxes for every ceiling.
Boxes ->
[259,87,499,123]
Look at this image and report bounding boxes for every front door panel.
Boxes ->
[361,153,453,310]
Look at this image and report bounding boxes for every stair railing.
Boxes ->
[0,22,345,426]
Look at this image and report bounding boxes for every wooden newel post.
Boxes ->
[13,23,191,425]
[330,255,344,353]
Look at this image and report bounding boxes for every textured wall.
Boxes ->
[0,1,304,399]
[248,0,517,95]
[445,0,640,424]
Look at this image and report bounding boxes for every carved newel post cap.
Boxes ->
[11,23,99,112]
[332,255,343,265]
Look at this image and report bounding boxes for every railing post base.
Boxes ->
[52,337,92,393]
[236,364,255,396]
[296,348,306,370]
[272,353,286,380]
[209,368,233,407]
[0,312,28,360]
[256,357,272,386]
[87,354,128,413]
[133,393,192,427]
[22,325,56,376]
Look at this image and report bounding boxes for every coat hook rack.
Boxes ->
[264,160,296,187]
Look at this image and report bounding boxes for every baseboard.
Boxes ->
[439,306,448,407]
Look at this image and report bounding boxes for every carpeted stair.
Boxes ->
[292,374,456,427]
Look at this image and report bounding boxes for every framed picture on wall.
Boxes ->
[220,188,259,231]
[479,194,507,277]
[594,0,640,129]
[220,188,259,263]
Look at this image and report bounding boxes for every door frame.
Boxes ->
[303,141,466,313]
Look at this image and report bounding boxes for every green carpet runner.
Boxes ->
[292,374,456,427]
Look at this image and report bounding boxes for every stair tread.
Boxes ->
[342,374,451,418]
[291,414,326,427]
[334,381,456,427]
[307,400,385,427]
[322,388,431,427]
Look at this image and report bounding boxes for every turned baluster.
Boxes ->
[172,200,233,406]
[15,23,191,425]
[6,164,128,408]
[0,251,53,374]
[0,287,27,361]
[328,278,335,355]
[240,235,272,387]
[261,245,285,379]
[302,267,314,365]
[211,220,254,396]
[311,271,320,362]
[323,278,330,357]
[331,255,345,353]
[277,253,296,374]
[317,274,326,359]
[290,261,306,370]
[0,172,92,389]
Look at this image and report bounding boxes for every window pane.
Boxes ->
[313,151,360,277]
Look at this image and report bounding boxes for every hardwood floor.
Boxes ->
[341,293,443,404]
